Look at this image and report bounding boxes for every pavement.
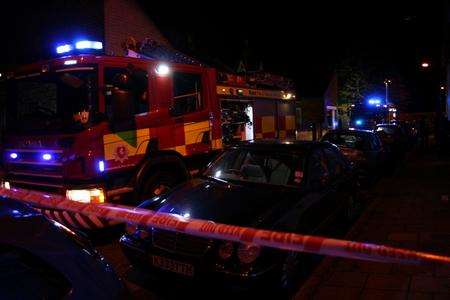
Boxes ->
[295,151,450,300]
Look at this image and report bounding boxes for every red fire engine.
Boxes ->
[0,40,296,229]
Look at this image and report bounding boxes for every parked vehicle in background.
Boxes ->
[0,197,126,300]
[321,129,386,183]
[375,123,409,155]
[120,140,359,296]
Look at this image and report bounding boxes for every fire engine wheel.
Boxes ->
[139,169,179,201]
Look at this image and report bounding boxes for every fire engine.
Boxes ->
[0,39,297,229]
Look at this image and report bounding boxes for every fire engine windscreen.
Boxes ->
[5,69,99,133]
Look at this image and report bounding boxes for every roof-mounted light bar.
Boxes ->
[56,44,73,54]
[55,40,103,55]
[75,40,103,50]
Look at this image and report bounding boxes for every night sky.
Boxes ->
[0,0,446,110]
[143,1,445,102]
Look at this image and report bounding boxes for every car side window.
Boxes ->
[171,72,202,115]
[308,149,329,187]
[323,146,349,178]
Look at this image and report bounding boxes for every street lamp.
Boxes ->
[421,62,430,68]
[384,79,391,105]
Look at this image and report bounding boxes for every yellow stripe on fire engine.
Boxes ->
[261,116,275,134]
[103,128,150,161]
[184,121,210,145]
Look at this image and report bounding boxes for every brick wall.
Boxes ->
[103,0,171,56]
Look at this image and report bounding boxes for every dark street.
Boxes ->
[1,1,450,300]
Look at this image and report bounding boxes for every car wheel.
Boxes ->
[139,170,180,201]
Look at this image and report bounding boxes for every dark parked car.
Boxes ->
[120,140,359,295]
[375,123,409,155]
[0,197,126,300]
[321,129,386,180]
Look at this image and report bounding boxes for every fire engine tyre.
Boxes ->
[138,169,182,201]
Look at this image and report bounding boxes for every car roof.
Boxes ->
[376,123,397,127]
[325,129,374,136]
[232,139,329,153]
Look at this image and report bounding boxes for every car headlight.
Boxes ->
[218,241,234,260]
[0,181,11,190]
[237,243,261,264]
[66,188,105,203]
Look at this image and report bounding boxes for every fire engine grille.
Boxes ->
[5,149,65,194]
[151,228,213,257]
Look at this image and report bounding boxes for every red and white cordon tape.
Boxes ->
[1,187,450,267]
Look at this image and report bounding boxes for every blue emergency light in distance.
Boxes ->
[355,119,363,126]
[367,98,382,106]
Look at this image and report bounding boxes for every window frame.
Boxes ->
[170,70,204,116]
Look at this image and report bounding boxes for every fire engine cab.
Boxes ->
[0,40,296,229]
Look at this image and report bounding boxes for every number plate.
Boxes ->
[151,255,194,277]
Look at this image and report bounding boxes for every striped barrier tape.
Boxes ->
[1,186,450,267]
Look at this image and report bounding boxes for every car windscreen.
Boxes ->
[322,132,367,150]
[376,126,396,135]
[205,148,305,187]
[5,68,99,133]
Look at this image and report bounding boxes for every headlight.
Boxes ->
[0,181,10,190]
[237,243,261,264]
[66,188,105,203]
[218,241,234,260]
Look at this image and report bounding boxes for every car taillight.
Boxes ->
[237,243,261,264]
[218,242,234,260]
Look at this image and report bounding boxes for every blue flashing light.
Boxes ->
[75,40,103,50]
[367,98,382,106]
[56,44,73,54]
[98,160,105,172]
[355,119,364,126]
[42,153,52,161]
[9,153,18,159]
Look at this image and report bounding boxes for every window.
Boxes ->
[172,72,202,115]
[104,66,148,118]
[322,132,367,150]
[205,149,305,187]
[5,70,98,133]
[323,147,346,178]
[308,150,329,186]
